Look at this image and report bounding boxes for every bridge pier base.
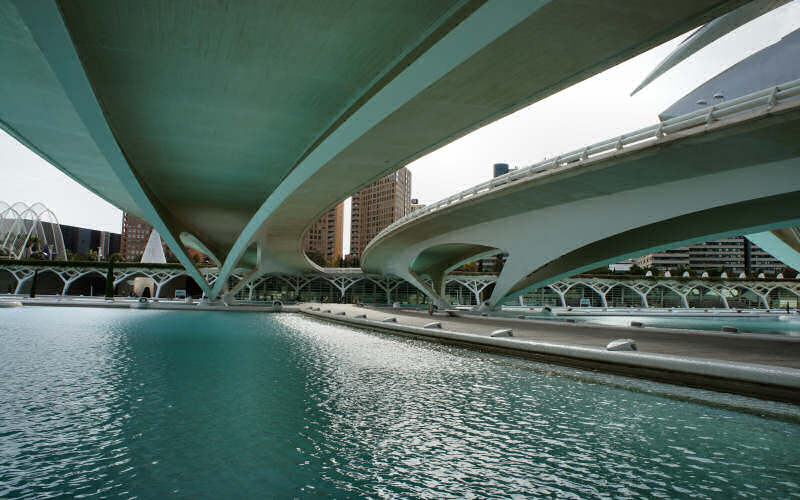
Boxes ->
[401,270,449,309]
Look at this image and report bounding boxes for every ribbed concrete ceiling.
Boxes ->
[257,0,751,272]
[0,0,749,295]
[58,0,467,251]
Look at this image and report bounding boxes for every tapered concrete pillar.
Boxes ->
[402,270,449,309]
[482,253,528,311]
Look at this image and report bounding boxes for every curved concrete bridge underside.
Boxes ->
[0,0,746,299]
[748,227,800,271]
[361,97,800,309]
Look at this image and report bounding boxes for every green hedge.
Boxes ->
[0,259,212,270]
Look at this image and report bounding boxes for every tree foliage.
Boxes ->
[306,250,326,267]
[104,254,119,298]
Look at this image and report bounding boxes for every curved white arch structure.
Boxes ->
[2,260,799,311]
[747,228,800,271]
[0,201,66,260]
[631,0,792,95]
[362,81,800,309]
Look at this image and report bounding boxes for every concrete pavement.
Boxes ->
[301,303,800,404]
[304,303,800,368]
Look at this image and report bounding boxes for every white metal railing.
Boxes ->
[365,78,800,252]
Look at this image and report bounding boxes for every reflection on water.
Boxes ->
[499,309,800,335]
[577,314,800,335]
[1,307,799,498]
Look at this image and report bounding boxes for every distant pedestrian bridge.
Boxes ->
[362,80,800,310]
[2,262,799,311]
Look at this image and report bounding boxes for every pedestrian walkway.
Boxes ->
[306,303,800,368]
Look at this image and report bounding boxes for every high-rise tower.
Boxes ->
[349,168,411,258]
[303,202,344,266]
[120,213,153,262]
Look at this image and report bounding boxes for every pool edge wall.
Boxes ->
[301,309,800,406]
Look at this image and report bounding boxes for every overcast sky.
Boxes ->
[2,1,799,254]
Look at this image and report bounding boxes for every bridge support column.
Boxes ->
[63,277,80,296]
[431,272,447,305]
[323,277,360,303]
[369,278,402,306]
[481,254,529,311]
[402,270,449,309]
[384,281,401,306]
[451,277,493,308]
[639,291,649,308]
[51,271,69,296]
[557,289,566,308]
[13,271,33,294]
[223,268,261,305]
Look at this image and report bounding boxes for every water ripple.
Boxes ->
[0,307,798,498]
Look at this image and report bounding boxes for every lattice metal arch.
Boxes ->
[0,201,66,260]
[2,262,800,310]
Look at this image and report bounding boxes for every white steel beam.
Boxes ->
[211,0,552,300]
[12,0,213,297]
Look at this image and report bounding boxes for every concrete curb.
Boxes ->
[442,310,800,343]
[302,308,800,404]
[17,299,297,313]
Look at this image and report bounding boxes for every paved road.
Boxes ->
[304,303,800,369]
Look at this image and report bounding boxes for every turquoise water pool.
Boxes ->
[1,307,799,498]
